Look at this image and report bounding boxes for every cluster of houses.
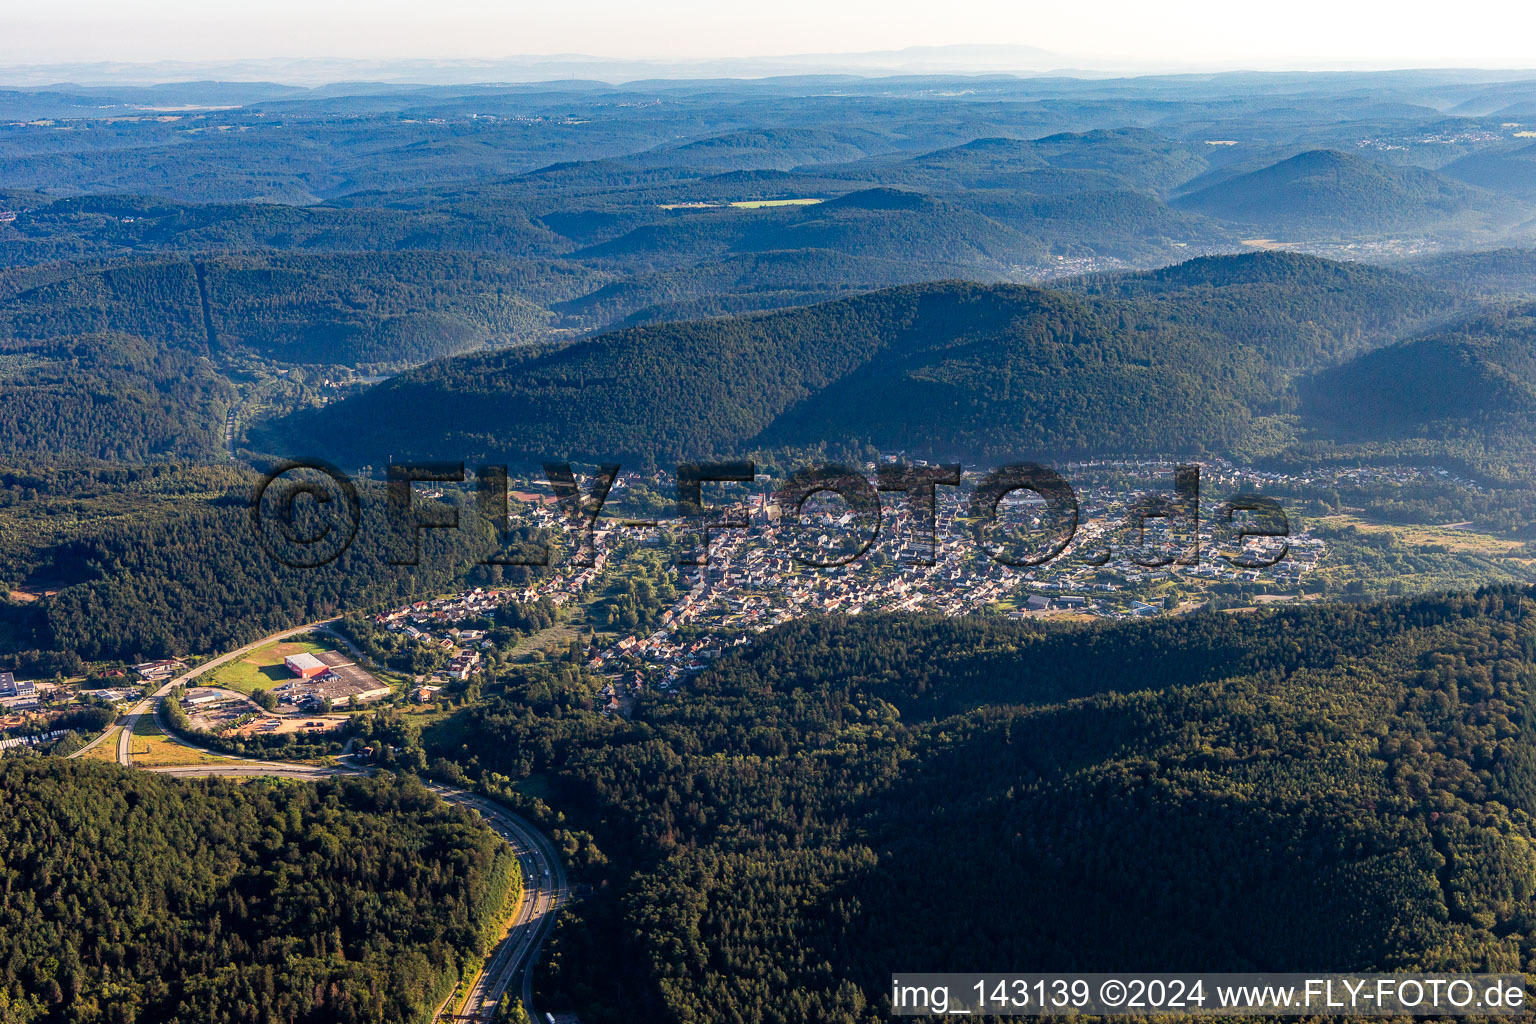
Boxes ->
[445,650,481,682]
[5,456,1497,752]
[360,460,1334,715]
[372,587,568,699]
[566,461,1337,710]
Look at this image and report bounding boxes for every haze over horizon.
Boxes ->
[14,0,1536,1019]
[4,0,1536,84]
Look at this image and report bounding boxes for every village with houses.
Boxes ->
[0,456,1519,752]
[351,458,1351,717]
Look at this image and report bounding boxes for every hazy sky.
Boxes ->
[4,0,1536,69]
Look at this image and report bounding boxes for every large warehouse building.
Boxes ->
[284,653,329,679]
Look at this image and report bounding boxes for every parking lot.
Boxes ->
[276,652,392,708]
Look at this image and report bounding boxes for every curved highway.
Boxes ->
[426,785,569,1019]
[73,620,568,1023]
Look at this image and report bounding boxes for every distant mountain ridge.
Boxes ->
[1175,149,1505,235]
[264,252,1468,467]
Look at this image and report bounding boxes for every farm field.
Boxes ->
[730,198,822,208]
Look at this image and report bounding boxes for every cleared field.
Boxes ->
[234,714,347,738]
[729,198,822,208]
[130,713,235,768]
[507,620,583,662]
[1314,514,1529,557]
[657,197,823,210]
[208,636,336,694]
[79,726,123,760]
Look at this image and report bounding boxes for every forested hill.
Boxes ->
[0,251,597,463]
[1174,149,1509,236]
[1303,302,1536,449]
[440,587,1536,1022]
[269,251,1464,466]
[1061,249,1459,368]
[0,332,232,462]
[0,252,593,366]
[816,127,1212,193]
[0,762,517,1024]
[1397,247,1536,300]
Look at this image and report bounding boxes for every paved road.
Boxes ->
[68,616,347,764]
[427,785,570,1020]
[143,726,566,1021]
[67,718,119,758]
[149,762,361,780]
[93,619,566,1022]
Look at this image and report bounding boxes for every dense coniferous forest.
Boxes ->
[0,464,560,669]
[7,246,1518,469]
[1401,248,1536,299]
[0,253,596,365]
[7,67,1536,1024]
[1,74,1535,471]
[33,476,532,662]
[271,252,1474,467]
[0,333,232,461]
[1173,150,1512,235]
[419,589,1536,1022]
[1305,302,1536,442]
[0,762,517,1024]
